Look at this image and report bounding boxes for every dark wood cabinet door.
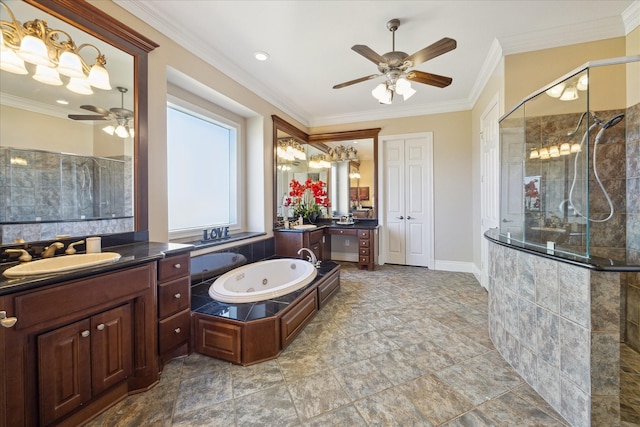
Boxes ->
[91,304,133,395]
[38,318,92,425]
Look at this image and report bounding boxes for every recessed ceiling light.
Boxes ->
[254,51,269,61]
[56,99,69,105]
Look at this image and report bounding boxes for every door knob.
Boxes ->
[407,216,412,220]
[397,216,404,219]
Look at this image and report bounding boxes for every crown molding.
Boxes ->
[499,15,626,56]
[467,38,503,108]
[0,93,93,123]
[623,0,640,34]
[309,98,472,128]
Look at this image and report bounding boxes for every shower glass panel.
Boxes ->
[499,56,638,263]
[0,148,127,222]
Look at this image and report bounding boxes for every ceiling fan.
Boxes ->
[333,19,456,103]
[68,86,134,138]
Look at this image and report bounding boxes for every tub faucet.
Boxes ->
[297,247,320,268]
[41,242,64,258]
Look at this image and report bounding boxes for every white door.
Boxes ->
[480,95,500,289]
[383,133,434,268]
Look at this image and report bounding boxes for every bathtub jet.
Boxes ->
[208,258,318,303]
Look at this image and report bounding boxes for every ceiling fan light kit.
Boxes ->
[333,18,456,105]
[68,86,134,139]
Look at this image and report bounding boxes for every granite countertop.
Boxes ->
[0,241,194,296]
[276,220,379,233]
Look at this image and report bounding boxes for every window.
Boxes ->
[167,101,239,238]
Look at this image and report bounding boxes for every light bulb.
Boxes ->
[115,124,129,138]
[67,77,93,95]
[577,73,588,91]
[103,125,115,135]
[529,149,540,159]
[17,35,51,66]
[32,65,63,86]
[570,143,582,153]
[559,85,578,101]
[545,82,565,98]
[88,63,112,90]
[0,48,28,74]
[57,51,84,78]
[549,145,560,157]
[371,83,387,100]
[539,148,550,160]
[559,143,571,156]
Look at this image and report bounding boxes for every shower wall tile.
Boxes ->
[560,376,590,427]
[590,332,619,396]
[560,318,590,393]
[535,257,558,313]
[517,298,537,352]
[558,263,590,328]
[535,307,560,366]
[517,251,535,302]
[590,271,621,332]
[589,213,626,248]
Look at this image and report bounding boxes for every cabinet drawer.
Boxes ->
[158,253,190,282]
[158,309,191,353]
[359,256,370,265]
[359,239,370,248]
[359,248,370,256]
[280,290,317,348]
[358,230,370,239]
[328,228,357,236]
[158,277,190,318]
[309,229,324,244]
[318,271,340,308]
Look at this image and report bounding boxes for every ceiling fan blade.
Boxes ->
[351,45,387,66]
[333,74,382,89]
[406,70,453,88]
[80,104,111,116]
[404,37,457,67]
[67,114,109,121]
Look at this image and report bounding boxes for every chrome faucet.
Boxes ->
[297,247,320,268]
[41,242,64,258]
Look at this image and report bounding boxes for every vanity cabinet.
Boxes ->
[326,226,378,270]
[275,229,330,261]
[1,263,158,427]
[157,253,191,365]
[38,304,132,425]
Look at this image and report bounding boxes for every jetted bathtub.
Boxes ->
[208,258,317,303]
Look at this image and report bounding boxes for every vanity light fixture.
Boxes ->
[529,148,540,159]
[276,138,305,161]
[0,0,111,93]
[545,72,587,102]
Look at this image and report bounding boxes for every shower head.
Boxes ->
[599,114,624,129]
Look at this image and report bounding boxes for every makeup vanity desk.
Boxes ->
[274,221,379,271]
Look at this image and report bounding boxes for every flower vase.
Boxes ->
[305,212,319,224]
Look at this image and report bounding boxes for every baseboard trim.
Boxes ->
[434,260,476,274]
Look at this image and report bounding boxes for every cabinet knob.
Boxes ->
[174,293,181,299]
[173,263,181,269]
[96,323,105,331]
[174,328,181,334]
[0,311,17,328]
[81,330,90,338]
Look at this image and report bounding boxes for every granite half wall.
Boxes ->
[488,240,620,427]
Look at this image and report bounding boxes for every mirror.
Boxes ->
[272,116,380,223]
[0,0,156,243]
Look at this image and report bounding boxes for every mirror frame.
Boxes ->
[272,115,380,224]
[21,0,158,233]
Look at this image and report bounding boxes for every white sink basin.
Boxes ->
[3,252,121,278]
[293,224,317,230]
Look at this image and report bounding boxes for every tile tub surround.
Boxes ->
[85,263,575,426]
[488,241,621,427]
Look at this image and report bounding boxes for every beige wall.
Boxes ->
[627,26,640,106]
[311,111,473,264]
[504,37,626,110]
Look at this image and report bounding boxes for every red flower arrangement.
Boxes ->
[284,178,330,220]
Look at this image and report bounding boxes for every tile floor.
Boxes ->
[87,262,639,426]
